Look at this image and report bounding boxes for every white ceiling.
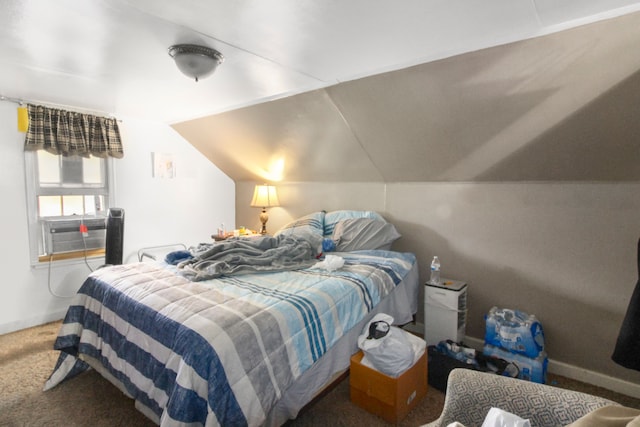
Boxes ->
[1,0,640,124]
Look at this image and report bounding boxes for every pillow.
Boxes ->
[274,211,325,240]
[332,218,401,251]
[323,210,385,237]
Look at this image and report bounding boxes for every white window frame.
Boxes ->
[24,151,115,265]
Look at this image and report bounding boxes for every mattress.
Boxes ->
[45,249,419,426]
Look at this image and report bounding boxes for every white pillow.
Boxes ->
[323,210,385,237]
[332,218,401,251]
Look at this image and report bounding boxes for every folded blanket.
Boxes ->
[177,234,319,281]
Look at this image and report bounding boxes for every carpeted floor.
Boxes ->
[1,321,639,426]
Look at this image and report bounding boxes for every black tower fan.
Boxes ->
[105,208,124,265]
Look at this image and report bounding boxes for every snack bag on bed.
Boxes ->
[357,313,426,377]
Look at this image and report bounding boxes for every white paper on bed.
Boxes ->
[310,254,345,271]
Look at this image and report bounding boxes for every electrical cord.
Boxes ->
[80,219,94,273]
[47,254,76,298]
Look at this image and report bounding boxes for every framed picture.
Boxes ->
[152,152,176,178]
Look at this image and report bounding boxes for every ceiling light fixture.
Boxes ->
[168,44,224,82]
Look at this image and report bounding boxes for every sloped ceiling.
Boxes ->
[173,11,640,182]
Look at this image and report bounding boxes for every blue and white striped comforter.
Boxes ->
[45,250,417,426]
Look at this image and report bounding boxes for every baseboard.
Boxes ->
[0,310,66,335]
[547,359,640,399]
[409,322,640,399]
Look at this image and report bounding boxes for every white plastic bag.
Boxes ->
[357,313,426,377]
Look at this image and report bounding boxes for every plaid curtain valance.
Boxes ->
[24,104,124,158]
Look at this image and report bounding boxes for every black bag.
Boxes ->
[427,342,517,392]
[427,345,474,392]
[612,238,640,371]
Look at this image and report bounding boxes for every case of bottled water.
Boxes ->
[484,306,545,358]
[483,344,548,384]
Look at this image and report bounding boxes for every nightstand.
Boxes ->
[424,278,468,346]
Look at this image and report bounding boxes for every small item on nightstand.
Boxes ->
[430,256,441,285]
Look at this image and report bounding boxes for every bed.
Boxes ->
[44,210,419,427]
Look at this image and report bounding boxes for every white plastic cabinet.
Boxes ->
[424,279,468,346]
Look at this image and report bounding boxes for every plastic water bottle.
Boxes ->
[430,256,441,285]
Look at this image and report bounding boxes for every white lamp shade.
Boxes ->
[250,185,280,208]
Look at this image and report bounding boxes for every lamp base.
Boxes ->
[259,208,269,235]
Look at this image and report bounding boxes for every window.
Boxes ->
[25,150,114,264]
[22,103,123,264]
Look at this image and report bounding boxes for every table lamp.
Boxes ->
[250,184,280,235]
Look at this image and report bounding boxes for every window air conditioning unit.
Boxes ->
[43,217,107,255]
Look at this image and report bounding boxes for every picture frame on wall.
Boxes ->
[152,152,176,178]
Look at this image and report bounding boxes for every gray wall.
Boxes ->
[387,182,640,379]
